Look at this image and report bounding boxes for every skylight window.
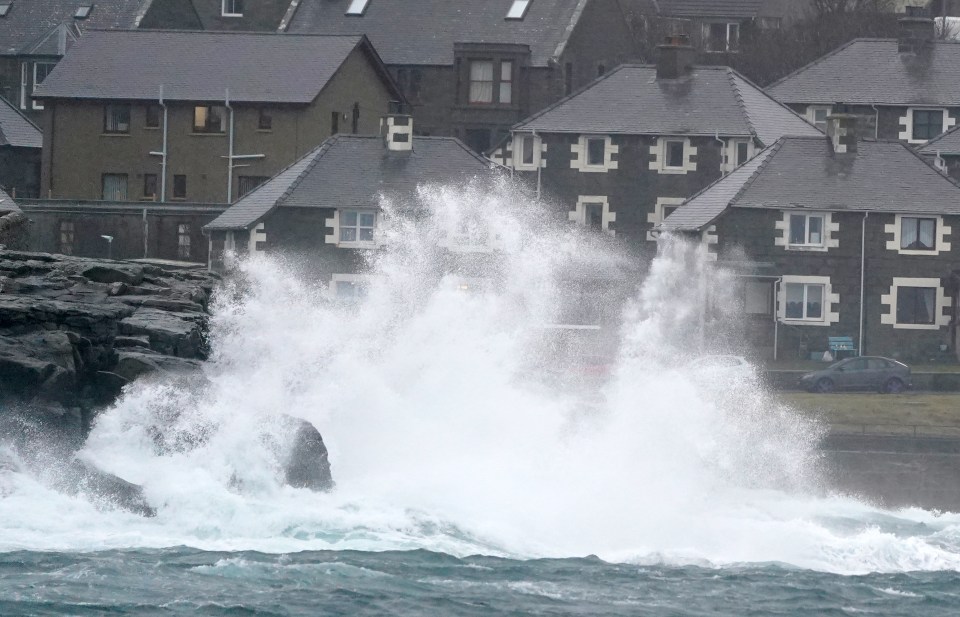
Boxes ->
[506,0,530,19]
[345,0,369,15]
[0,3,11,17]
[74,5,92,18]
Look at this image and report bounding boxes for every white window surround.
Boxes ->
[774,210,839,252]
[221,0,242,15]
[884,214,951,255]
[32,62,54,110]
[511,133,546,171]
[806,105,832,130]
[570,135,618,173]
[345,0,370,15]
[649,137,697,174]
[880,277,950,330]
[506,0,531,19]
[646,197,685,241]
[248,222,266,254]
[899,107,956,144]
[777,275,840,327]
[722,138,754,173]
[19,62,26,110]
[701,225,718,261]
[325,208,380,249]
[569,195,615,235]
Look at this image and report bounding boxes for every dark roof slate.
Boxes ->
[205,135,494,231]
[514,64,821,142]
[0,97,42,148]
[655,0,766,18]
[767,39,960,105]
[919,124,960,155]
[0,0,150,56]
[34,30,377,103]
[284,0,589,66]
[662,136,960,231]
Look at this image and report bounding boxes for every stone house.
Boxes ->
[660,112,960,362]
[282,0,639,153]
[488,39,822,256]
[33,30,403,204]
[0,95,41,198]
[767,14,960,147]
[137,0,294,31]
[203,115,496,281]
[919,124,960,180]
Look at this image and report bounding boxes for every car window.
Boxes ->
[867,358,888,370]
[842,359,867,371]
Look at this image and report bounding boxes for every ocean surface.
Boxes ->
[3,184,960,615]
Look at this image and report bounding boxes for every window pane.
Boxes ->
[346,0,369,14]
[785,283,804,319]
[666,141,684,167]
[808,216,822,245]
[521,136,534,165]
[500,60,512,81]
[585,203,603,230]
[343,211,358,227]
[806,284,823,319]
[901,217,918,249]
[736,141,749,166]
[789,214,805,245]
[919,218,936,249]
[469,61,493,103]
[102,174,127,201]
[897,286,936,324]
[506,0,529,18]
[587,138,605,166]
[499,81,512,104]
[340,227,357,242]
[359,212,375,227]
[358,228,374,242]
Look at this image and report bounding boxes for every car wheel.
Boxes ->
[815,378,834,393]
[883,377,905,394]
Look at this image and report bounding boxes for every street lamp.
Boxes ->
[101,235,114,260]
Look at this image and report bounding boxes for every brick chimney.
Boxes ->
[826,105,858,154]
[899,7,935,53]
[381,103,413,152]
[656,34,696,80]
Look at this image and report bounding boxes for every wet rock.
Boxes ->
[67,459,156,517]
[281,415,334,492]
[114,350,201,382]
[82,264,144,286]
[119,309,206,358]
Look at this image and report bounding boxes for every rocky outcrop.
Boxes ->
[282,416,335,492]
[65,459,156,517]
[0,250,218,437]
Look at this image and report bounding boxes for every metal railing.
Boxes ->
[829,423,960,438]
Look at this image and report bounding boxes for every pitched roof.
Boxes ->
[654,0,766,18]
[0,186,21,213]
[34,30,392,104]
[661,136,960,231]
[0,96,41,149]
[513,64,821,143]
[0,0,150,56]
[284,0,591,66]
[205,135,494,231]
[919,123,960,155]
[767,39,960,105]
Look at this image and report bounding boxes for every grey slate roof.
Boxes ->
[0,186,21,213]
[205,135,494,231]
[655,0,766,18]
[919,124,960,155]
[284,0,590,66]
[513,64,822,142]
[0,0,150,56]
[0,97,42,149]
[34,30,382,103]
[662,136,960,231]
[767,39,960,105]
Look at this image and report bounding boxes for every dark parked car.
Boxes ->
[799,356,912,394]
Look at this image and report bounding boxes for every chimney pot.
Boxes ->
[656,34,696,80]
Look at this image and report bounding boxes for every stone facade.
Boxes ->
[788,103,960,145]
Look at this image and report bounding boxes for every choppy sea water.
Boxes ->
[3,548,959,616]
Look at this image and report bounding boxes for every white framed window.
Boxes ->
[646,196,685,241]
[899,107,956,144]
[806,105,832,131]
[177,223,191,260]
[193,105,226,133]
[469,60,494,104]
[776,211,837,251]
[103,104,131,134]
[74,5,92,18]
[102,173,128,201]
[778,275,839,326]
[572,135,618,172]
[499,61,513,104]
[723,138,753,172]
[880,277,949,330]
[704,22,739,52]
[569,195,615,235]
[649,137,696,174]
[31,61,55,110]
[884,214,951,255]
[326,209,378,248]
[506,0,531,19]
[512,133,543,170]
[221,0,242,15]
[345,0,370,15]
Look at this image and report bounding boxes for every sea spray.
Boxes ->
[1,181,960,574]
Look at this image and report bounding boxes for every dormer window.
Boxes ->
[346,0,370,16]
[506,0,531,19]
[221,0,242,16]
[74,5,92,18]
[0,3,11,17]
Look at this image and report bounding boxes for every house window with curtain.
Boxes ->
[238,176,269,198]
[784,282,824,321]
[103,104,131,134]
[788,213,825,247]
[469,60,494,104]
[193,105,226,133]
[143,173,158,199]
[102,174,128,201]
[499,61,512,104]
[896,286,936,325]
[900,217,936,251]
[339,209,376,246]
[221,0,242,16]
[704,22,739,52]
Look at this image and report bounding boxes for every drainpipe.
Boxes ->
[534,130,542,201]
[859,211,869,356]
[871,105,880,140]
[148,85,168,201]
[714,131,726,174]
[142,208,148,258]
[226,88,234,203]
[773,276,782,361]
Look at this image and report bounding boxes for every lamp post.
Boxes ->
[101,235,114,260]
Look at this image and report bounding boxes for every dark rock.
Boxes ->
[281,415,334,492]
[82,264,145,286]
[67,459,156,517]
[92,371,128,398]
[119,309,205,358]
[114,350,201,382]
[107,282,128,297]
[114,335,150,349]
